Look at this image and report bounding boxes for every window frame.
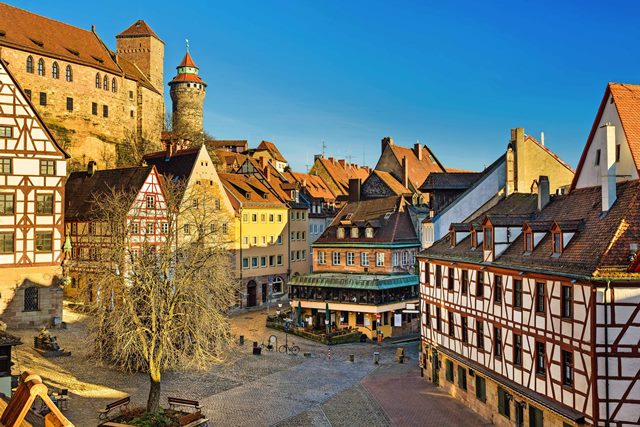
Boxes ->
[35,193,54,215]
[0,193,15,215]
[24,287,40,312]
[65,65,73,82]
[35,231,53,252]
[39,160,56,176]
[0,232,14,254]
[561,285,573,319]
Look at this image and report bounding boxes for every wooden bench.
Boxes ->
[179,411,204,426]
[98,396,130,420]
[168,396,202,413]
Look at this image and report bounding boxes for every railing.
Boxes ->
[266,315,362,345]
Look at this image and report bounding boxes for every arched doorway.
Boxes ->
[247,281,257,307]
[272,276,283,294]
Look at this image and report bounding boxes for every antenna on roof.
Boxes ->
[322,141,327,157]
[185,38,190,52]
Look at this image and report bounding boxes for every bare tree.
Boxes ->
[84,177,234,413]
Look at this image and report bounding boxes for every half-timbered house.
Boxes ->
[0,59,69,328]
[64,163,167,300]
[419,83,640,427]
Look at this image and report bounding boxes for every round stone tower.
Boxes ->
[169,50,207,141]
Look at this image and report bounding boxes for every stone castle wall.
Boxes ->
[170,84,205,139]
[116,36,165,97]
[0,47,164,168]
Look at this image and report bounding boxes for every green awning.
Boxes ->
[288,273,418,290]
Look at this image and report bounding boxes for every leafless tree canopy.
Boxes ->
[84,177,235,412]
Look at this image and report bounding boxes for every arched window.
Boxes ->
[52,62,59,79]
[26,56,34,73]
[65,65,73,82]
[103,75,108,90]
[111,77,117,92]
[37,58,45,76]
[95,73,101,89]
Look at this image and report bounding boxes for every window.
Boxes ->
[243,236,248,245]
[242,258,249,269]
[269,214,274,222]
[103,75,108,90]
[595,148,601,166]
[302,231,306,240]
[514,279,523,308]
[475,376,486,402]
[476,319,484,349]
[277,214,282,223]
[130,222,139,234]
[494,326,502,357]
[39,92,47,106]
[35,231,52,252]
[52,62,59,79]
[535,341,546,376]
[36,194,54,214]
[66,97,73,112]
[376,252,384,266]
[251,257,258,268]
[552,232,562,255]
[562,350,573,387]
[445,360,454,382]
[103,105,109,118]
[447,267,453,290]
[0,194,14,215]
[461,316,468,343]
[476,271,484,297]
[0,158,10,174]
[24,89,31,100]
[514,334,522,366]
[252,236,257,245]
[296,211,300,220]
[112,77,117,92]
[290,232,295,241]
[26,56,34,73]
[290,211,295,220]
[302,250,306,260]
[37,59,45,76]
[356,312,364,325]
[497,387,511,418]
[436,307,442,332]
[24,287,39,312]
[365,227,374,238]
[535,282,545,314]
[561,285,572,319]
[494,275,502,303]
[332,252,340,265]
[393,252,399,267]
[92,102,98,115]
[146,196,155,209]
[277,255,283,265]
[302,212,305,220]
[0,233,14,253]
[337,227,345,239]
[261,214,266,222]
[262,236,266,245]
[346,252,354,266]
[448,311,455,336]
[483,226,493,250]
[435,265,442,288]
[525,232,533,253]
[129,90,134,100]
[147,223,155,234]
[95,73,101,88]
[39,160,55,176]
[65,65,73,82]
[461,269,469,294]
[529,406,544,427]
[616,144,621,162]
[260,256,267,267]
[251,214,257,222]
[0,126,11,138]
[361,252,369,266]
[277,235,283,245]
[161,223,169,234]
[222,223,228,234]
[350,227,359,238]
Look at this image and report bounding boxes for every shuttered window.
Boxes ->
[445,360,454,382]
[498,386,511,418]
[475,376,486,402]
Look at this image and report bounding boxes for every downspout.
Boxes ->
[239,204,243,308]
[604,280,611,426]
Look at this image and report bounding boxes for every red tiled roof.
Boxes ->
[256,140,287,163]
[314,156,371,196]
[117,55,159,93]
[219,173,285,210]
[289,172,336,202]
[116,20,162,42]
[178,51,198,68]
[380,143,446,191]
[169,73,205,85]
[572,83,640,190]
[368,170,411,196]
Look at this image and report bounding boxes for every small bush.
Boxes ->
[129,410,175,427]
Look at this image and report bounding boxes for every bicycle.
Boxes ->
[278,343,300,355]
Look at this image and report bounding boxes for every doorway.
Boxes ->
[261,283,267,305]
[247,281,257,307]
[432,350,439,386]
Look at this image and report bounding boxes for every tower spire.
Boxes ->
[185,38,190,53]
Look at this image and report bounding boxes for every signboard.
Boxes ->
[406,303,416,310]
[394,313,402,327]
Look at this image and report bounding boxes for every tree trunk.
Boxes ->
[147,369,161,413]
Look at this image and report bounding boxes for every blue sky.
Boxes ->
[13,0,640,172]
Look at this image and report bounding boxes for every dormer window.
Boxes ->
[350,227,359,238]
[450,230,456,247]
[552,231,562,256]
[337,227,345,239]
[365,227,374,238]
[524,230,533,253]
[470,230,477,248]
[483,226,493,251]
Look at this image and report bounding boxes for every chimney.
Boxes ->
[505,145,515,195]
[537,176,550,211]
[259,156,267,169]
[264,165,271,182]
[540,132,545,146]
[381,136,394,153]
[314,154,323,160]
[338,159,346,168]
[87,160,97,177]
[402,156,409,189]
[602,123,617,212]
[348,178,361,203]
[414,143,423,161]
[328,157,335,164]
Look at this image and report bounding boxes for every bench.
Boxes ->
[98,396,130,420]
[178,411,204,426]
[168,396,202,413]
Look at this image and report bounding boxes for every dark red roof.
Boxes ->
[116,20,162,42]
[178,51,198,68]
[169,73,205,85]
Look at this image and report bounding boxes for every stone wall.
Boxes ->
[170,84,205,139]
[116,36,164,97]
[0,47,164,168]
